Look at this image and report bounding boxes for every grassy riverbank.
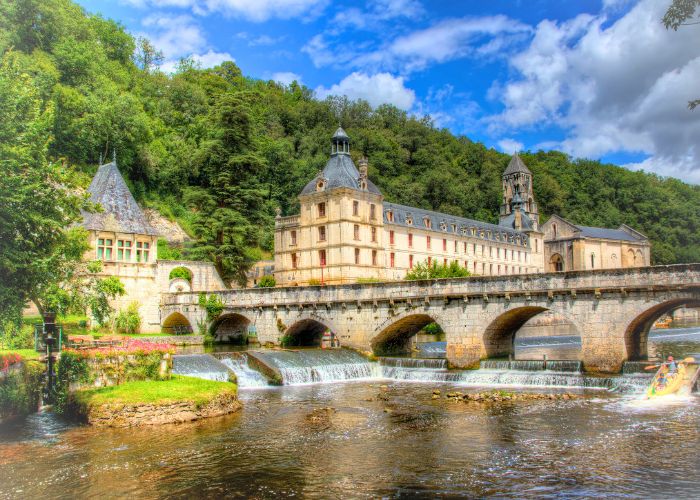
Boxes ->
[73,376,237,407]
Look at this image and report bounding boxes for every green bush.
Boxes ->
[199,293,224,322]
[405,261,471,281]
[158,239,183,261]
[0,321,35,350]
[307,278,321,286]
[421,322,444,335]
[257,275,276,287]
[0,360,44,420]
[169,266,192,282]
[114,302,142,334]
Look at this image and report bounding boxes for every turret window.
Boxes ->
[319,250,327,266]
[290,230,297,246]
[318,202,326,218]
[354,248,360,265]
[370,204,376,220]
[353,200,359,216]
[371,227,377,242]
[318,226,326,242]
[354,224,360,240]
[292,253,298,269]
[372,250,377,266]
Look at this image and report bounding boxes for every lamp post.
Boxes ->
[42,311,57,404]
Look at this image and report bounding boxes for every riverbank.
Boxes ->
[67,376,240,427]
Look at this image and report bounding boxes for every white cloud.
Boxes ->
[140,14,233,73]
[304,15,531,73]
[487,0,700,182]
[127,0,328,21]
[315,72,416,110]
[272,71,302,85]
[497,138,524,154]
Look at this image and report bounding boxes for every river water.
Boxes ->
[1,327,699,498]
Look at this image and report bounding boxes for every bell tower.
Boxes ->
[500,152,539,230]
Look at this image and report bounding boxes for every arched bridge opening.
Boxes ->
[624,298,700,361]
[283,319,332,347]
[162,312,193,335]
[371,314,441,356]
[484,306,581,361]
[212,313,251,345]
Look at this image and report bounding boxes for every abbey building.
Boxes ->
[274,128,650,286]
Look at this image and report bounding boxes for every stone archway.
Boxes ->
[283,318,334,347]
[162,312,193,334]
[212,313,252,344]
[549,253,564,272]
[623,298,700,361]
[371,313,441,356]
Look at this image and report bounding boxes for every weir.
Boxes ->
[218,354,271,388]
[172,354,233,382]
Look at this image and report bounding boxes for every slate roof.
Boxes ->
[82,162,158,235]
[300,153,382,195]
[384,202,529,246]
[576,225,644,242]
[503,153,531,175]
[499,209,535,231]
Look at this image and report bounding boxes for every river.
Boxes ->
[1,327,699,498]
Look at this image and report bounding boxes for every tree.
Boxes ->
[133,36,163,73]
[405,261,471,281]
[663,0,700,109]
[0,52,85,326]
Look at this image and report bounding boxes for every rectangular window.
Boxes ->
[353,200,359,216]
[454,240,458,253]
[371,227,377,242]
[96,238,113,260]
[290,230,297,246]
[464,242,467,253]
[428,257,432,266]
[372,250,377,266]
[389,230,395,245]
[136,241,149,263]
[426,236,431,250]
[117,240,132,261]
[408,233,413,248]
[319,250,327,266]
[443,239,447,251]
[318,226,326,242]
[490,264,493,275]
[473,243,477,254]
[292,253,298,269]
[490,246,493,258]
[498,265,501,275]
[354,248,360,265]
[318,202,326,218]
[354,224,360,240]
[390,252,395,268]
[370,204,376,220]
[497,248,500,259]
[409,255,414,269]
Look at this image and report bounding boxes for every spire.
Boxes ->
[504,152,531,176]
[331,126,350,156]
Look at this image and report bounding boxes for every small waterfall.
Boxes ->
[480,359,582,373]
[380,358,448,369]
[252,349,381,385]
[172,354,232,382]
[622,361,657,374]
[220,355,270,388]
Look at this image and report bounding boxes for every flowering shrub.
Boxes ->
[1,353,23,372]
[64,340,175,359]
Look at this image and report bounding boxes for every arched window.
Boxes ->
[549,253,563,272]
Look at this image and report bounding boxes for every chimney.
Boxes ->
[358,157,368,177]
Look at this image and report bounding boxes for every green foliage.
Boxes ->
[405,261,471,281]
[663,0,700,110]
[198,293,225,322]
[159,239,183,261]
[86,274,126,327]
[421,322,444,335]
[0,322,35,350]
[0,0,699,301]
[257,275,276,287]
[168,266,192,281]
[0,360,44,420]
[113,302,141,334]
[55,351,90,413]
[356,277,381,283]
[279,334,294,347]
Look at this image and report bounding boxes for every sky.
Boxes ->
[76,0,700,183]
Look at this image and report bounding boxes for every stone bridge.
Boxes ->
[160,264,700,373]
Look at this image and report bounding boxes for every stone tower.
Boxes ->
[500,153,539,231]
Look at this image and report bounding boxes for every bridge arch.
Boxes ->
[212,313,252,344]
[162,311,193,334]
[283,317,336,347]
[482,306,582,359]
[371,312,444,356]
[623,297,700,360]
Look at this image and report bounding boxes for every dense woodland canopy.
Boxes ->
[2,0,699,285]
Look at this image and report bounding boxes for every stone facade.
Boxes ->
[161,264,700,373]
[82,160,225,332]
[541,215,650,272]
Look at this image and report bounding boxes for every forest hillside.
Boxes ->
[2,0,699,284]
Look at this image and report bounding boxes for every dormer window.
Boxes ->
[439,221,446,231]
[387,210,394,222]
[406,215,413,225]
[424,217,432,229]
[359,180,367,190]
[451,224,457,233]
[316,179,325,191]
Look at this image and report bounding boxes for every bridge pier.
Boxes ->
[446,341,481,369]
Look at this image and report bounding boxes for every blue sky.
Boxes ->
[76,0,700,182]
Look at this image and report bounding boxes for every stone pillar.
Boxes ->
[446,342,481,369]
[580,333,627,373]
